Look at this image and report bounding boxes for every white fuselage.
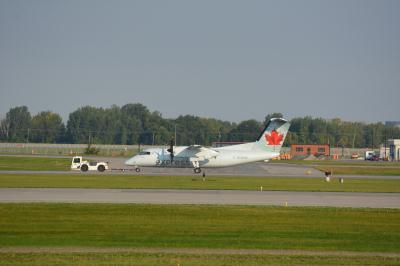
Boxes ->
[125,143,280,169]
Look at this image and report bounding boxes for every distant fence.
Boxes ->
[280,147,379,159]
[330,147,379,158]
[0,143,379,159]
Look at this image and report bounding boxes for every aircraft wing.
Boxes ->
[182,145,219,160]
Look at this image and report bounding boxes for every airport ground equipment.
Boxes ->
[365,150,379,161]
[70,156,109,172]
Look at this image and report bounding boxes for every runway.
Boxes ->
[0,188,399,208]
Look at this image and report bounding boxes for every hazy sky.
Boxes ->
[0,0,399,123]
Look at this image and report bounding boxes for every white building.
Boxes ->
[379,146,390,160]
[388,139,400,161]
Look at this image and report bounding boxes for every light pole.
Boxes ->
[174,124,177,145]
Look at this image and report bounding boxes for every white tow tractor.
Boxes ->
[70,156,109,172]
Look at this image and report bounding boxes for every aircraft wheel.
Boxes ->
[135,167,141,173]
[194,168,201,174]
[81,164,88,172]
[97,165,105,172]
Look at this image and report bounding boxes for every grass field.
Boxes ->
[1,174,400,192]
[1,252,399,266]
[0,156,70,171]
[0,203,399,252]
[315,166,400,176]
[275,160,400,167]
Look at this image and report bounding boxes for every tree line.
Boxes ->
[1,104,399,148]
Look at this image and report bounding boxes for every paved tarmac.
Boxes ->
[109,159,325,177]
[2,154,400,179]
[2,161,400,179]
[1,188,399,208]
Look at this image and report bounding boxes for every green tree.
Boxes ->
[30,111,65,143]
[102,105,122,144]
[57,103,400,147]
[66,106,105,143]
[228,120,261,142]
[264,112,283,125]
[120,103,153,144]
[6,106,31,142]
[0,115,10,141]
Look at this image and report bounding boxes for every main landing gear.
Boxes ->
[193,167,206,178]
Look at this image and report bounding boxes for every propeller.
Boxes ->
[167,137,175,162]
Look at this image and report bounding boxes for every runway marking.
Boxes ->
[0,247,399,257]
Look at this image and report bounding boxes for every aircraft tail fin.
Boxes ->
[254,118,290,153]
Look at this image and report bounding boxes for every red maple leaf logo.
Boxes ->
[265,129,284,145]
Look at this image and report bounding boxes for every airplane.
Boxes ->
[125,117,290,174]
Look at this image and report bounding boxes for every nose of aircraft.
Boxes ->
[125,156,137,166]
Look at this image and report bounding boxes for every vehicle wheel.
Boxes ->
[135,168,141,173]
[81,164,88,172]
[194,168,201,174]
[97,165,105,172]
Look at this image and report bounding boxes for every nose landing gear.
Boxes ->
[193,168,201,174]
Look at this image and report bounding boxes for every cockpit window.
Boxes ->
[138,151,151,155]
